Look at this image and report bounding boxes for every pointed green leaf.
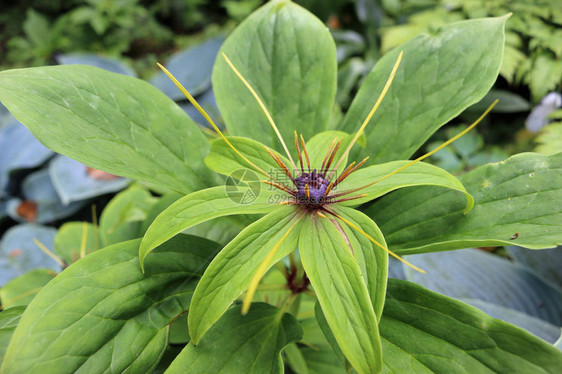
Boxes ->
[1,235,221,374]
[213,0,337,153]
[367,152,562,254]
[0,269,55,308]
[0,307,25,366]
[331,207,388,321]
[299,216,382,374]
[189,206,299,344]
[339,16,507,163]
[0,65,213,194]
[205,136,290,177]
[167,303,301,373]
[305,131,353,176]
[140,186,284,269]
[336,160,473,212]
[380,279,562,373]
[54,222,101,264]
[299,316,347,374]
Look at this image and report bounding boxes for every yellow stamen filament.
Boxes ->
[330,51,403,177]
[305,184,310,199]
[242,214,304,314]
[80,221,88,259]
[33,239,65,268]
[331,212,426,274]
[157,62,273,181]
[221,53,297,171]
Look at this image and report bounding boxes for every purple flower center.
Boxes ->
[295,169,329,206]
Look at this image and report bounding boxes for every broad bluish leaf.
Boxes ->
[380,279,562,373]
[0,307,25,366]
[506,245,562,289]
[0,119,53,198]
[150,36,223,100]
[140,186,284,269]
[368,153,562,254]
[213,0,337,153]
[99,185,158,247]
[49,155,130,205]
[188,206,299,344]
[0,224,60,286]
[54,222,101,264]
[56,53,136,76]
[339,16,507,163]
[0,65,212,194]
[1,235,221,374]
[403,249,562,326]
[0,269,55,308]
[299,216,382,374]
[336,160,474,211]
[166,303,301,373]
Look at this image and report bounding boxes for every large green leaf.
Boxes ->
[380,279,562,373]
[140,186,284,269]
[299,216,382,374]
[0,65,212,194]
[336,161,473,211]
[331,206,388,321]
[213,0,337,153]
[1,235,221,374]
[188,205,299,344]
[166,303,301,373]
[0,307,25,366]
[339,16,507,163]
[367,152,562,254]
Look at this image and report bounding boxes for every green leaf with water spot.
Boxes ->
[166,303,301,373]
[0,65,213,194]
[339,16,507,163]
[379,279,562,373]
[299,216,382,374]
[367,152,562,254]
[1,235,220,374]
[188,206,299,344]
[139,186,283,270]
[337,161,474,212]
[213,0,337,154]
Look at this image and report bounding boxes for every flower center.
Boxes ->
[295,169,330,207]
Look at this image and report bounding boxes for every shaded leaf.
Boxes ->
[54,222,101,264]
[506,245,562,289]
[166,303,301,373]
[0,269,55,308]
[1,235,221,373]
[368,152,562,254]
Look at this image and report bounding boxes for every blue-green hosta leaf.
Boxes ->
[7,169,85,224]
[0,224,60,287]
[336,160,474,211]
[331,206,388,321]
[299,216,382,374]
[0,269,55,308]
[1,235,221,374]
[0,307,25,366]
[188,205,299,344]
[49,155,130,205]
[380,279,562,373]
[150,36,223,100]
[506,246,562,289]
[0,65,213,194]
[166,303,301,373]
[460,298,561,344]
[140,186,285,269]
[368,152,562,254]
[339,16,507,163]
[54,222,101,264]
[0,119,53,198]
[56,53,136,76]
[99,185,158,247]
[213,0,337,154]
[403,249,562,326]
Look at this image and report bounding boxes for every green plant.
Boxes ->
[0,1,561,372]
